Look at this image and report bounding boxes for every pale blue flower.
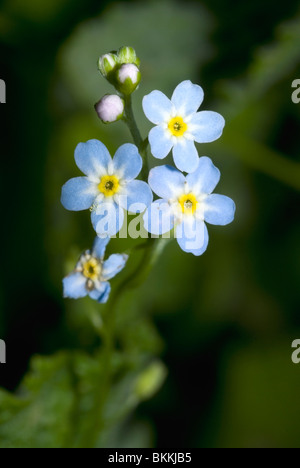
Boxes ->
[63,237,128,302]
[61,140,153,237]
[143,80,225,173]
[143,158,235,256]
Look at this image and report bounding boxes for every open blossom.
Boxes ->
[63,237,128,302]
[143,158,235,256]
[61,140,153,237]
[143,80,225,173]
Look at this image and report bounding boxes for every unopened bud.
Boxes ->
[116,63,141,95]
[94,94,124,123]
[117,46,140,67]
[97,53,118,79]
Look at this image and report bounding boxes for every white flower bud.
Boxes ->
[97,53,118,78]
[118,63,139,84]
[116,63,141,95]
[94,94,124,123]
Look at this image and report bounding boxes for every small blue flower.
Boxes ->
[61,140,153,236]
[63,237,128,302]
[142,80,225,173]
[143,158,235,256]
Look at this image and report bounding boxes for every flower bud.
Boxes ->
[117,46,140,67]
[94,94,124,123]
[97,52,118,80]
[135,361,167,401]
[115,63,141,95]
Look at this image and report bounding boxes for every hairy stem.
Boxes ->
[123,95,149,179]
[85,236,170,447]
[109,237,164,311]
[123,95,143,148]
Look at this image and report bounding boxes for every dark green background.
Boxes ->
[0,0,300,448]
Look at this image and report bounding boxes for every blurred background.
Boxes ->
[0,0,300,448]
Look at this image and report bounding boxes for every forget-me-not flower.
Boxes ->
[61,140,153,237]
[63,237,128,302]
[143,158,235,256]
[142,80,225,173]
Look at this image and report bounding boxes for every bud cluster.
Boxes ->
[95,46,141,124]
[98,46,141,96]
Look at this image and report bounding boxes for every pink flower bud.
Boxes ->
[94,94,124,123]
[116,64,141,95]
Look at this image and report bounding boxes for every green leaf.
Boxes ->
[0,353,74,448]
[135,361,168,401]
[0,350,166,448]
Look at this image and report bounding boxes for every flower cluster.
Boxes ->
[61,46,235,303]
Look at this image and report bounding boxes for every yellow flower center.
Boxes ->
[178,193,198,215]
[168,116,187,137]
[82,258,101,281]
[98,175,120,197]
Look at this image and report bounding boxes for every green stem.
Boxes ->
[123,95,149,180]
[123,95,143,148]
[109,237,169,313]
[83,305,114,448]
[86,95,158,446]
[85,236,169,447]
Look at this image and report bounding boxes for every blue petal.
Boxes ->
[117,180,153,213]
[143,200,174,235]
[148,165,186,200]
[171,80,204,116]
[176,219,209,256]
[61,177,98,211]
[97,282,111,303]
[74,139,111,178]
[89,281,111,303]
[149,126,173,159]
[142,90,173,124]
[63,272,87,299]
[92,236,110,259]
[102,254,128,280]
[98,282,111,303]
[204,194,236,225]
[113,143,142,181]
[189,111,225,143]
[172,139,199,173]
[186,157,220,195]
[91,201,124,237]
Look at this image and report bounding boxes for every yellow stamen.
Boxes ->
[98,175,120,197]
[82,258,101,281]
[168,116,187,137]
[178,193,198,215]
